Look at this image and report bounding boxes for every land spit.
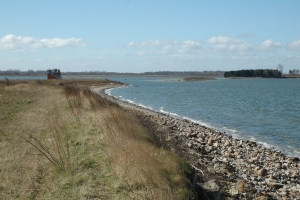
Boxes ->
[92,84,300,200]
[179,76,216,82]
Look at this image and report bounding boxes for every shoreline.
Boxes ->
[105,84,299,159]
[92,84,300,199]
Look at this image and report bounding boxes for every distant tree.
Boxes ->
[224,69,282,78]
[277,64,284,74]
[289,69,300,74]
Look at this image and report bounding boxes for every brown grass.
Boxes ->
[0,79,194,199]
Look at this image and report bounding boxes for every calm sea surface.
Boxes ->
[106,76,300,158]
[2,75,300,157]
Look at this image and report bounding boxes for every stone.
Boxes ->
[274,163,281,169]
[257,168,268,177]
[236,181,246,192]
[213,142,219,148]
[291,157,300,162]
[207,138,213,145]
[166,136,172,141]
[254,196,269,200]
[290,186,300,193]
[224,140,230,147]
[195,179,221,200]
[229,188,239,195]
[266,179,284,189]
[247,165,252,174]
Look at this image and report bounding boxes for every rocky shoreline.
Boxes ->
[92,85,300,200]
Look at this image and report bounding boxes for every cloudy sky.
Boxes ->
[1,1,300,73]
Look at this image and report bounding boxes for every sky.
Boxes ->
[0,0,300,73]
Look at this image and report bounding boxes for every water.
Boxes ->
[2,75,300,157]
[106,76,300,158]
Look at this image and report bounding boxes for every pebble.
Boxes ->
[150,113,300,199]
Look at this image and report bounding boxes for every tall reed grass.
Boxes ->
[0,80,195,199]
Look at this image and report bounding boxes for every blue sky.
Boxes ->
[1,1,299,73]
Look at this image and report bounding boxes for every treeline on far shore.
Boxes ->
[0,69,226,77]
[224,69,282,78]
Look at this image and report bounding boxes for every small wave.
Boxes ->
[105,87,300,158]
[105,89,112,95]
[159,107,179,117]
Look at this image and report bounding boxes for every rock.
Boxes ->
[257,168,268,177]
[290,185,300,193]
[207,138,213,145]
[213,142,219,148]
[224,140,230,147]
[254,196,269,200]
[166,136,172,141]
[247,165,252,174]
[238,140,243,146]
[291,157,300,162]
[197,138,203,143]
[266,179,284,189]
[236,181,246,192]
[234,151,240,156]
[249,157,258,163]
[229,188,238,196]
[274,163,281,169]
[195,179,221,200]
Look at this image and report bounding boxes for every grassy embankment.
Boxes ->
[0,79,194,199]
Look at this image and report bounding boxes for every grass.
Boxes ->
[0,79,195,199]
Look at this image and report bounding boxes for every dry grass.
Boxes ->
[0,79,194,199]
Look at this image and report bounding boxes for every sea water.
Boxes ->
[106,76,300,158]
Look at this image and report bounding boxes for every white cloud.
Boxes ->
[209,44,227,52]
[178,40,202,54]
[204,36,254,53]
[228,43,252,52]
[206,36,242,44]
[32,38,85,48]
[127,36,296,57]
[257,39,282,51]
[127,40,178,55]
[0,34,85,51]
[127,40,164,47]
[287,40,300,51]
[128,40,202,55]
[132,51,150,56]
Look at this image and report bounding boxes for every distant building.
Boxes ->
[47,69,62,79]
